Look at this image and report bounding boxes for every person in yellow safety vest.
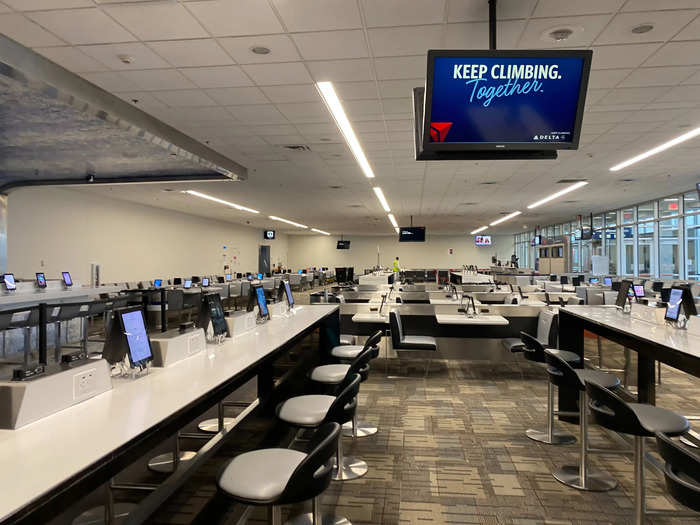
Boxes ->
[392,257,401,273]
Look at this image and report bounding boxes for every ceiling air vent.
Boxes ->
[282,144,311,152]
[480,181,497,185]
[557,178,587,184]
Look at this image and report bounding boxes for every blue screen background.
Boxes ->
[256,287,268,316]
[429,56,584,144]
[122,310,152,364]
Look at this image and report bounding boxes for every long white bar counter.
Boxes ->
[0,304,339,523]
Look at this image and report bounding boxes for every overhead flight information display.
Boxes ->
[423,50,591,151]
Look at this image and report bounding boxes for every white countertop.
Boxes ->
[563,306,700,361]
[0,304,338,522]
[435,314,509,326]
[351,312,390,324]
[0,285,122,308]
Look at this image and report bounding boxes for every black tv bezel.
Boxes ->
[398,226,426,242]
[263,229,276,240]
[422,49,593,153]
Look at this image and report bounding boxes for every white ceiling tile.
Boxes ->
[590,43,661,69]
[582,88,610,105]
[113,91,167,111]
[623,109,686,122]
[78,42,170,70]
[381,97,412,115]
[619,66,697,87]
[35,46,107,72]
[0,3,9,13]
[187,0,283,37]
[343,99,382,117]
[228,104,288,124]
[276,102,330,122]
[264,134,308,145]
[151,89,217,107]
[518,15,612,48]
[362,0,445,27]
[147,40,233,68]
[609,121,663,134]
[0,13,65,47]
[594,10,697,45]
[119,69,197,91]
[368,25,443,57]
[334,81,379,100]
[445,20,524,48]
[104,3,207,41]
[162,106,235,122]
[359,132,388,143]
[378,79,423,99]
[622,0,700,11]
[242,62,313,85]
[271,0,361,31]
[292,30,368,60]
[587,69,633,89]
[218,34,300,64]
[657,84,700,103]
[644,41,700,67]
[26,9,135,45]
[386,119,412,131]
[351,120,385,132]
[261,84,319,103]
[447,0,535,22]
[295,122,339,134]
[682,69,700,85]
[672,14,700,40]
[532,0,625,17]
[4,0,92,9]
[248,124,299,136]
[179,65,252,88]
[81,71,139,92]
[597,86,668,105]
[374,55,426,80]
[205,86,268,105]
[307,58,374,82]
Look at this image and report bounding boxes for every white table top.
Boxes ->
[0,304,338,522]
[351,312,390,324]
[563,306,700,361]
[0,285,122,308]
[429,297,482,305]
[435,314,509,325]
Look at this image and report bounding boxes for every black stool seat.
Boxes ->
[277,395,336,427]
[547,348,581,365]
[656,432,700,512]
[218,448,307,502]
[626,404,690,436]
[575,369,621,390]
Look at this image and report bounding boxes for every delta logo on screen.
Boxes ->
[429,56,585,144]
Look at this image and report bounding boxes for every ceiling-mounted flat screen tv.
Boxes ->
[416,50,592,160]
[337,240,351,249]
[399,226,426,242]
[475,235,492,246]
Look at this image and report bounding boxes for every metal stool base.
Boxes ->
[285,513,352,525]
[198,417,236,433]
[72,503,136,525]
[553,465,618,492]
[332,456,368,481]
[147,451,196,473]
[342,421,377,438]
[526,428,576,445]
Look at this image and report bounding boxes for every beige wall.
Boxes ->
[7,188,288,284]
[287,233,514,271]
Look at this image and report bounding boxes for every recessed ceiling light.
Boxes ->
[117,54,133,64]
[480,181,497,185]
[631,23,654,34]
[329,185,343,189]
[541,26,580,43]
[549,28,574,41]
[250,46,270,55]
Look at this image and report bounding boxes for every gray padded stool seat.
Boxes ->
[546,350,621,492]
[278,395,335,427]
[587,382,689,525]
[217,423,350,525]
[311,364,350,384]
[330,331,382,361]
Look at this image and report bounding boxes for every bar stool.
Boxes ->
[277,374,365,482]
[521,333,581,445]
[217,422,350,525]
[585,382,689,524]
[388,310,437,377]
[655,432,700,517]
[545,350,621,491]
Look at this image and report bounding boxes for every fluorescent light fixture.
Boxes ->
[394,227,400,234]
[527,181,588,209]
[316,81,375,179]
[269,215,308,229]
[610,126,700,171]
[311,228,330,235]
[183,190,259,214]
[470,226,488,234]
[490,211,522,226]
[372,187,391,212]
[388,213,398,228]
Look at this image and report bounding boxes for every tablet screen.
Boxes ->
[284,280,294,308]
[603,277,612,286]
[665,288,683,321]
[154,279,162,288]
[3,273,16,291]
[202,278,209,287]
[62,272,73,287]
[184,279,192,289]
[121,309,153,367]
[633,285,645,298]
[256,286,269,317]
[225,273,231,281]
[590,278,599,284]
[36,273,46,288]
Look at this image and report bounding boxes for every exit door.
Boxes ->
[259,245,270,275]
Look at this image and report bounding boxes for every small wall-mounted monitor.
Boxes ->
[337,240,351,249]
[399,226,426,242]
[36,272,47,288]
[201,278,210,287]
[183,279,193,289]
[603,277,612,286]
[633,284,645,298]
[264,229,275,240]
[153,279,163,288]
[62,271,73,287]
[3,273,16,291]
[475,235,491,246]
